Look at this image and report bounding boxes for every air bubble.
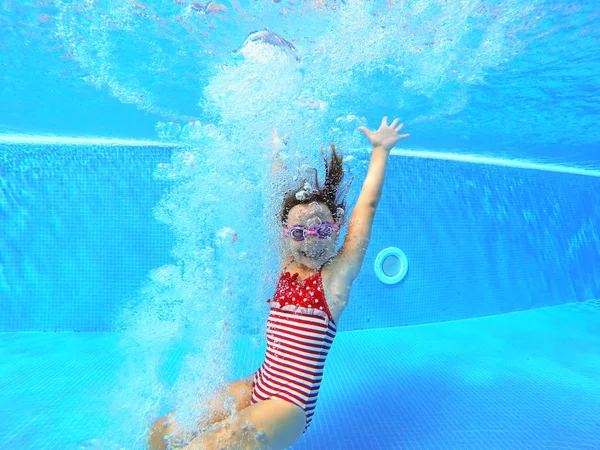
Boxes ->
[308,201,323,214]
[307,217,321,228]
[175,151,196,167]
[255,430,267,441]
[180,121,204,141]
[215,227,238,246]
[155,121,182,141]
[295,190,310,201]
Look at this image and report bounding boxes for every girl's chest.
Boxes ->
[274,269,349,325]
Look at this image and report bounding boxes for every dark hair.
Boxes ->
[280,143,353,225]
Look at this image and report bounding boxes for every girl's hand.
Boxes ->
[271,127,289,157]
[358,117,409,152]
[271,127,288,177]
[272,127,282,157]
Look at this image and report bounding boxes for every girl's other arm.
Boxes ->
[271,128,292,271]
[271,128,288,179]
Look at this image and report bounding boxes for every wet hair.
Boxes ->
[280,143,353,225]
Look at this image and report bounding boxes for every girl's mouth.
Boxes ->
[301,249,325,259]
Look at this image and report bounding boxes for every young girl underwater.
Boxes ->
[148,117,409,450]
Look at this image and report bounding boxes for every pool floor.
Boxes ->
[1,302,599,449]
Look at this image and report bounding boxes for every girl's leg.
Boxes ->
[183,397,306,450]
[148,375,255,450]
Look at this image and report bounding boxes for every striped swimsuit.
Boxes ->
[250,269,337,433]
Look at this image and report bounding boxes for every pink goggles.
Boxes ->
[283,222,340,241]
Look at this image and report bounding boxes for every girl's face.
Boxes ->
[284,202,339,270]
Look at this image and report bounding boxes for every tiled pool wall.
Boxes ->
[0,143,174,331]
[349,156,600,331]
[1,143,598,332]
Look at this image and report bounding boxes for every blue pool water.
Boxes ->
[1,1,600,449]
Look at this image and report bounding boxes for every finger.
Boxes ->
[395,123,404,132]
[358,126,370,136]
[380,116,388,128]
[390,118,399,128]
[398,133,410,140]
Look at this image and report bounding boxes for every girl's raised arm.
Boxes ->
[335,117,409,284]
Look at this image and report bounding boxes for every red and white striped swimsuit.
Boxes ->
[251,269,337,433]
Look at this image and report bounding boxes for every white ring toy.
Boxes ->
[374,247,409,285]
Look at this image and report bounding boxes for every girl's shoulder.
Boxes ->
[279,255,294,273]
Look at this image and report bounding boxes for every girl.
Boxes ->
[149,117,409,450]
